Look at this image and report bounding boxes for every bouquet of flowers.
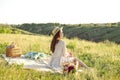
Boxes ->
[62,59,79,75]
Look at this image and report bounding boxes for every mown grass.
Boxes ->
[0,34,120,80]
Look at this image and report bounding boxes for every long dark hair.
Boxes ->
[50,30,61,53]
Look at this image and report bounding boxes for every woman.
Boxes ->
[49,27,88,70]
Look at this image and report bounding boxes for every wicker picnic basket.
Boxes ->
[6,42,22,57]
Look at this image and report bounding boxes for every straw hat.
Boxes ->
[52,27,63,36]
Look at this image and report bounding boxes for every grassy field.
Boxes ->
[0,34,120,80]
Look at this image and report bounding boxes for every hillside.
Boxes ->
[15,22,120,44]
[1,22,120,44]
[0,24,32,35]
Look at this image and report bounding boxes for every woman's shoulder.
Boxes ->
[59,40,66,45]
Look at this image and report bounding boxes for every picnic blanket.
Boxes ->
[2,52,83,73]
[2,52,62,73]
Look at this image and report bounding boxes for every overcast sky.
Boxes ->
[0,0,120,24]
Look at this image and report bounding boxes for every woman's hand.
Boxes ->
[69,52,73,57]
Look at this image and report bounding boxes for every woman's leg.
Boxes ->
[74,57,88,69]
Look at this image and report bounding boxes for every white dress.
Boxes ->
[49,40,74,69]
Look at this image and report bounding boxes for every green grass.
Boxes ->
[0,34,120,80]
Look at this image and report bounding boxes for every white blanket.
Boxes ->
[2,54,83,73]
[2,54,62,73]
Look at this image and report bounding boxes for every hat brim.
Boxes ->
[52,27,63,36]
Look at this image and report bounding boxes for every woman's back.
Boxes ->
[50,40,65,68]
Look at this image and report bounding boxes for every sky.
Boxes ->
[0,0,120,24]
